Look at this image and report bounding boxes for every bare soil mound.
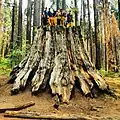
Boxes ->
[0,75,120,120]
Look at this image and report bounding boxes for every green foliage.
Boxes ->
[99,69,120,78]
[71,7,78,12]
[0,48,25,67]
[0,48,25,76]
[0,58,11,76]
[9,49,25,67]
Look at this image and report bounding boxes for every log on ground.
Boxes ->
[4,111,94,120]
[0,101,35,113]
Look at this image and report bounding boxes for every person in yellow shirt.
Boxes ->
[52,9,57,26]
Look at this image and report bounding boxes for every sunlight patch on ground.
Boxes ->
[106,77,120,97]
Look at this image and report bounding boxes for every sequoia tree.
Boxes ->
[9,26,112,106]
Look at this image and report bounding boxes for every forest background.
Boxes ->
[0,0,120,77]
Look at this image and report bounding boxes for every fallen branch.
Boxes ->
[4,111,93,120]
[0,101,35,113]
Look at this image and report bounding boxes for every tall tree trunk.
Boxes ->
[80,0,83,27]
[118,0,120,29]
[87,0,93,62]
[83,0,86,39]
[103,0,109,71]
[17,0,22,49]
[10,0,15,50]
[62,0,66,10]
[113,13,120,67]
[74,0,78,26]
[0,0,3,57]
[42,0,45,15]
[93,0,101,70]
[110,13,120,71]
[33,0,40,41]
[56,0,60,10]
[26,0,32,46]
[100,10,105,68]
[0,0,2,21]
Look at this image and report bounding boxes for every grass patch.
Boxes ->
[0,58,11,76]
[99,69,120,78]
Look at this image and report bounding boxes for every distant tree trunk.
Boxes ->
[83,0,86,39]
[14,0,18,46]
[62,0,66,10]
[111,13,120,68]
[9,0,16,51]
[0,0,3,57]
[87,0,93,62]
[17,0,23,49]
[0,0,2,20]
[93,0,101,70]
[103,0,109,71]
[26,0,32,46]
[56,0,60,10]
[33,0,40,41]
[80,0,83,27]
[74,0,78,26]
[0,0,2,19]
[100,9,105,69]
[42,0,45,14]
[118,0,120,29]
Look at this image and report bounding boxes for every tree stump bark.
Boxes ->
[9,27,110,104]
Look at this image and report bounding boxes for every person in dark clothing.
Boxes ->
[48,8,53,17]
[42,7,48,26]
[48,8,54,26]
[43,7,48,18]
[41,13,48,26]
[53,9,56,17]
[67,10,73,23]
[67,10,73,28]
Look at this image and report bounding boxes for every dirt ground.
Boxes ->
[0,75,120,120]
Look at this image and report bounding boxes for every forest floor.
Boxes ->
[0,75,120,120]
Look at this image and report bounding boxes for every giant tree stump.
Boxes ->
[9,27,110,104]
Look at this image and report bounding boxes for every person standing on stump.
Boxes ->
[56,9,62,26]
[53,9,57,26]
[48,8,53,26]
[42,7,48,26]
[67,10,73,28]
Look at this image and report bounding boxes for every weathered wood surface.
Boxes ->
[9,27,110,104]
[4,111,93,120]
[0,101,35,113]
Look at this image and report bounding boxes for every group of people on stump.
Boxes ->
[42,7,73,28]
